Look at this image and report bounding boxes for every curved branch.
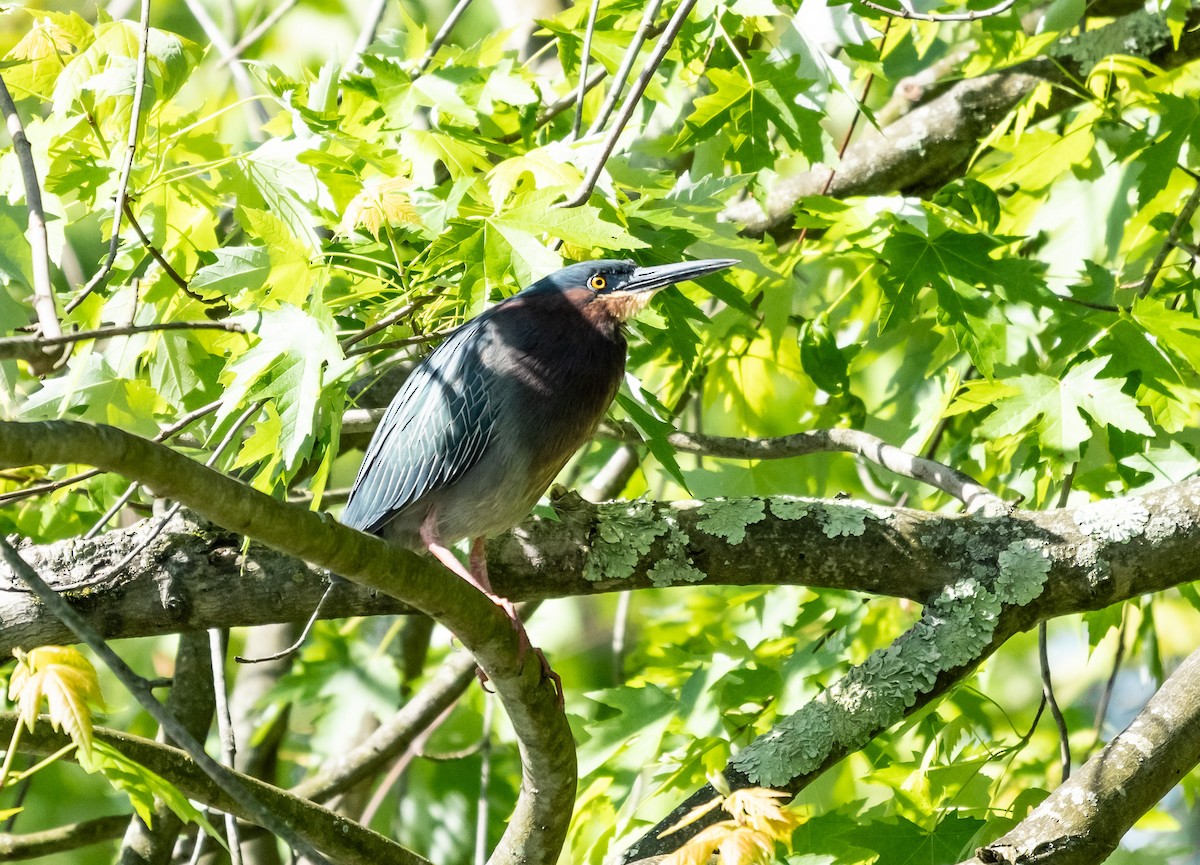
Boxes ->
[967,645,1200,865]
[0,420,575,865]
[0,714,429,865]
[605,423,1007,513]
[858,0,1017,23]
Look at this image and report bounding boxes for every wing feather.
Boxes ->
[342,319,498,534]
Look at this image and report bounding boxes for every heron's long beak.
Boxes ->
[620,258,739,294]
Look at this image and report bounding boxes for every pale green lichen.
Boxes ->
[996,539,1051,605]
[696,498,766,545]
[583,500,665,581]
[732,566,1011,786]
[1074,499,1150,544]
[770,497,815,521]
[648,559,706,587]
[819,504,869,538]
[647,513,706,587]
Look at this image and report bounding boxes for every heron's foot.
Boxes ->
[481,594,564,709]
[533,647,564,709]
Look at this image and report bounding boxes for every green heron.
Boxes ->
[342,257,737,690]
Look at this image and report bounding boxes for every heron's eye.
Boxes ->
[588,274,607,291]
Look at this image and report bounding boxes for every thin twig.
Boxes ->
[797,17,890,248]
[1088,608,1129,756]
[0,537,332,865]
[83,481,140,539]
[560,0,700,208]
[0,320,246,360]
[858,0,1017,22]
[587,0,664,136]
[208,629,243,865]
[1138,178,1200,297]
[498,66,608,146]
[357,702,456,826]
[1038,622,1071,782]
[417,0,476,75]
[340,295,435,349]
[343,326,456,358]
[0,74,61,371]
[100,401,261,577]
[221,0,298,66]
[182,0,270,129]
[289,651,478,802]
[573,0,603,139]
[1039,464,1078,783]
[473,696,494,865]
[66,0,152,315]
[121,202,208,300]
[345,0,390,76]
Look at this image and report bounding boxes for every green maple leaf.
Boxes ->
[973,357,1153,458]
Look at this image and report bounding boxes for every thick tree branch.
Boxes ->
[5,424,1200,862]
[722,7,1200,235]
[0,419,575,865]
[0,535,331,865]
[966,645,1200,865]
[620,479,1200,860]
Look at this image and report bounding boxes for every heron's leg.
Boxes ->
[468,536,491,591]
[419,515,562,706]
[418,512,486,591]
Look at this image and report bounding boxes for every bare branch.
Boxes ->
[0,715,430,865]
[573,0,602,139]
[66,0,153,315]
[0,420,577,865]
[560,0,700,208]
[0,321,246,363]
[587,0,665,135]
[291,652,477,802]
[0,815,131,860]
[968,645,1200,865]
[222,0,298,66]
[0,74,61,372]
[418,0,476,75]
[607,423,1007,513]
[0,535,333,865]
[1138,177,1200,297]
[345,0,389,77]
[182,0,271,129]
[858,0,1017,23]
[122,202,211,302]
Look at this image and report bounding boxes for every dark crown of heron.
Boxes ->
[529,260,661,322]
